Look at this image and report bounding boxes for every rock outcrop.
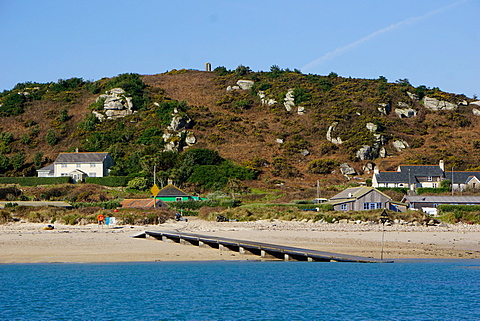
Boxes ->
[326,122,343,145]
[284,89,295,112]
[393,139,409,151]
[258,91,277,106]
[162,108,195,152]
[423,96,457,111]
[93,88,135,120]
[395,108,417,118]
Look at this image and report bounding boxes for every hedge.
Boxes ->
[0,177,71,186]
[85,176,130,187]
[437,204,480,213]
[376,187,408,194]
[416,187,450,194]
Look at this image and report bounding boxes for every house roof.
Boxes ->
[121,199,167,208]
[37,164,54,173]
[55,152,110,163]
[403,195,480,204]
[157,184,190,197]
[397,165,444,177]
[375,165,444,184]
[448,171,480,184]
[330,186,391,201]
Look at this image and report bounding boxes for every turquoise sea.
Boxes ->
[0,260,479,320]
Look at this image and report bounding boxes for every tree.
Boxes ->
[11,152,26,170]
[46,129,58,146]
[235,65,251,77]
[0,154,10,173]
[127,177,148,191]
[33,151,43,168]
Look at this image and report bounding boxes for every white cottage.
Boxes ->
[37,152,114,182]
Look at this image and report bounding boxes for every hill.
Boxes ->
[0,66,479,199]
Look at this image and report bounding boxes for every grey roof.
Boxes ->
[404,195,480,203]
[375,165,444,184]
[157,184,190,197]
[37,164,54,172]
[448,171,480,184]
[55,152,109,163]
[330,186,391,201]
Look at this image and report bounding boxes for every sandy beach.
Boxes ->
[1,218,479,263]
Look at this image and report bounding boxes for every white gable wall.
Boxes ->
[54,162,106,178]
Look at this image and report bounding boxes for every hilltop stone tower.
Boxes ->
[205,62,211,72]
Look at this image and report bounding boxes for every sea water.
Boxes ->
[0,260,479,320]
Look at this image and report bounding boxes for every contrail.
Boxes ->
[302,0,469,72]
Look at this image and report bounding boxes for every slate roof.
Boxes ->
[55,152,110,163]
[157,184,190,197]
[448,171,480,184]
[398,165,444,177]
[329,186,391,201]
[404,195,480,204]
[375,165,444,184]
[37,164,54,173]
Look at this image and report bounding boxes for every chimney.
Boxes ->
[439,160,445,172]
[167,178,173,185]
[373,166,379,174]
[75,148,79,153]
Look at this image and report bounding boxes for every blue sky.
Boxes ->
[1,0,478,97]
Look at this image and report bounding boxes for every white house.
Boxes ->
[37,152,114,182]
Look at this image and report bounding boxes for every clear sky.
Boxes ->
[1,0,478,97]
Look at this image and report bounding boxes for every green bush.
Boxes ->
[307,159,340,174]
[85,176,130,187]
[416,187,450,194]
[0,92,26,116]
[377,187,409,194]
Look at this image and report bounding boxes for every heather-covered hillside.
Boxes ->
[1,66,479,196]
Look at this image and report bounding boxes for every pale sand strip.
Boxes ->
[0,218,479,263]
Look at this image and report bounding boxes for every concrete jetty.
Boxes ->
[137,230,393,263]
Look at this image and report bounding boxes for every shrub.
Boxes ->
[213,66,230,76]
[235,65,251,77]
[46,129,58,146]
[416,187,450,194]
[307,159,340,174]
[127,177,148,190]
[0,92,26,116]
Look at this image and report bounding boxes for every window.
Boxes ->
[176,197,182,202]
[369,203,377,210]
[89,173,96,177]
[341,204,347,211]
[427,176,432,182]
[76,163,82,168]
[377,202,382,209]
[61,164,67,168]
[90,163,96,168]
[61,173,69,176]
[363,203,369,210]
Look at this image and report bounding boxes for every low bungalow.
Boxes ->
[326,186,393,211]
[402,195,480,210]
[155,184,204,202]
